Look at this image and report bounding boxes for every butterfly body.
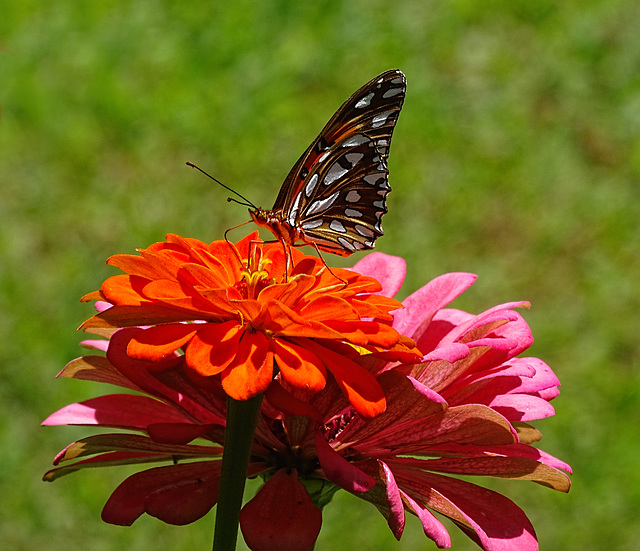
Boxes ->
[254,69,407,257]
[249,207,304,251]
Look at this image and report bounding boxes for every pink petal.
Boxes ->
[42,394,191,428]
[240,469,322,551]
[393,468,538,551]
[315,430,375,493]
[394,273,477,343]
[487,394,556,422]
[380,460,405,539]
[351,252,406,298]
[400,489,451,548]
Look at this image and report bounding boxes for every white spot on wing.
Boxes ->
[317,150,331,163]
[345,190,361,203]
[337,237,356,251]
[345,208,362,217]
[324,163,348,186]
[287,192,303,225]
[329,220,347,233]
[372,111,392,128]
[345,152,364,166]
[301,218,323,230]
[355,225,375,238]
[342,135,369,147]
[364,173,384,185]
[306,191,340,215]
[383,87,403,98]
[305,174,319,197]
[355,92,374,109]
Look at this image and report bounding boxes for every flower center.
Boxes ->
[236,241,275,299]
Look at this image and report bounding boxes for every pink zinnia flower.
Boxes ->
[44,254,570,551]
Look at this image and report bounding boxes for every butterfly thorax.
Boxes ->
[249,207,303,245]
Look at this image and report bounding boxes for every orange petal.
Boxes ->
[220,331,274,400]
[102,274,149,305]
[185,321,243,376]
[128,324,198,361]
[107,253,166,281]
[273,339,327,392]
[299,295,359,322]
[81,290,105,302]
[305,341,386,418]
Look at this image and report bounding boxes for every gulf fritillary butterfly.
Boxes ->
[190,69,406,259]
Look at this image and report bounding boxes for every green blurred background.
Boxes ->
[2,1,639,550]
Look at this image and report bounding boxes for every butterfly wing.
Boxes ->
[273,69,406,256]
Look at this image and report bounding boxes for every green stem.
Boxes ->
[212,393,264,551]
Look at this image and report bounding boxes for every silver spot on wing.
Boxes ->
[306,191,340,215]
[355,92,375,109]
[329,220,347,233]
[301,218,323,230]
[345,190,361,203]
[324,163,348,186]
[304,174,320,198]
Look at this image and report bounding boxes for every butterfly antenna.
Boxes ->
[186,162,257,209]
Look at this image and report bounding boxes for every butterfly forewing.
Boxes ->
[272,70,406,255]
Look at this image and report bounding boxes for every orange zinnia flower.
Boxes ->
[80,232,418,417]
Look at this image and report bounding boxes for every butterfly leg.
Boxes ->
[309,242,347,286]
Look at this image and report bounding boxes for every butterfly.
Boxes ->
[190,69,406,261]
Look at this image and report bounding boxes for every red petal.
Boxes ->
[264,381,324,423]
[102,461,221,526]
[240,469,322,551]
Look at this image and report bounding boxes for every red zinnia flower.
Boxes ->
[80,232,418,417]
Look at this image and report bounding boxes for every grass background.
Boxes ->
[2,1,639,549]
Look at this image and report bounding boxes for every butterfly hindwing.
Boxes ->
[272,70,406,255]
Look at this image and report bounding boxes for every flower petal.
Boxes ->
[185,321,243,376]
[393,272,477,342]
[264,380,324,423]
[41,394,190,429]
[220,331,274,400]
[128,324,198,362]
[240,469,322,551]
[305,340,386,418]
[315,430,375,493]
[351,252,406,298]
[393,467,538,551]
[273,339,327,392]
[102,461,221,526]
